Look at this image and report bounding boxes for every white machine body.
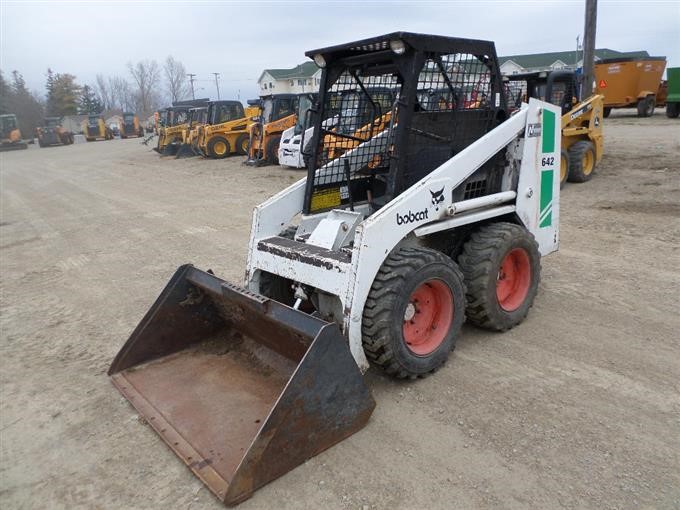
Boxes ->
[246,98,560,372]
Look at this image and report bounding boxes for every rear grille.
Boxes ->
[463,179,487,200]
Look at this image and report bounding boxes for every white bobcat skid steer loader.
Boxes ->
[109,32,560,506]
[277,93,316,168]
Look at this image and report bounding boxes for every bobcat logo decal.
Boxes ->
[430,187,445,211]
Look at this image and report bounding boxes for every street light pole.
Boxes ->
[187,73,196,100]
[213,73,221,100]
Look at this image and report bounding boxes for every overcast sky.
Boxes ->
[1,0,678,102]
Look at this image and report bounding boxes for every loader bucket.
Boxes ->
[109,265,375,506]
[175,143,197,159]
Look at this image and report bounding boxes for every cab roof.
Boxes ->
[305,32,496,60]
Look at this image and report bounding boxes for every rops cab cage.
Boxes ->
[304,32,507,215]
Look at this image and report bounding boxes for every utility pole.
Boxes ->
[187,73,196,100]
[213,73,221,100]
[582,0,597,97]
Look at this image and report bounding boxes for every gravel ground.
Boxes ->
[1,109,679,509]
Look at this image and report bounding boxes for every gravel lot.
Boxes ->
[1,110,679,509]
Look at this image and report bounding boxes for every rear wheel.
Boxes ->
[637,96,655,117]
[603,107,611,118]
[207,136,230,158]
[266,135,281,165]
[362,247,466,379]
[666,102,680,118]
[559,149,569,189]
[235,134,250,155]
[458,222,540,331]
[567,140,596,183]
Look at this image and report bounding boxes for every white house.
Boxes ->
[257,62,321,95]
[499,48,650,75]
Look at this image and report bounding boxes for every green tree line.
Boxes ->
[0,57,188,137]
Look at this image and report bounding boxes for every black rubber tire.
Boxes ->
[458,222,540,332]
[257,226,297,305]
[560,149,570,189]
[637,96,655,117]
[603,107,611,118]
[207,136,230,159]
[362,247,466,379]
[235,134,250,155]
[266,135,281,165]
[567,140,596,183]
[666,103,680,119]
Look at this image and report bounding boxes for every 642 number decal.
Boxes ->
[541,156,555,167]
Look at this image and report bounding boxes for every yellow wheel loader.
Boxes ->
[197,101,259,159]
[120,112,144,138]
[506,70,604,187]
[0,114,28,151]
[110,33,561,506]
[82,114,113,141]
[36,117,74,147]
[173,106,208,158]
[156,99,210,156]
[245,94,299,166]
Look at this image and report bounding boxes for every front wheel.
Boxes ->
[235,134,249,155]
[362,247,466,379]
[207,136,230,159]
[560,149,569,189]
[567,140,596,183]
[666,103,680,119]
[458,222,540,331]
[603,107,611,118]
[266,135,281,165]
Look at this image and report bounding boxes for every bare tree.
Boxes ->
[95,74,112,110]
[127,59,160,117]
[164,56,189,104]
[109,76,134,111]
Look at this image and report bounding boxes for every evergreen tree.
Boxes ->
[46,69,80,116]
[0,71,10,114]
[3,70,44,136]
[79,84,103,114]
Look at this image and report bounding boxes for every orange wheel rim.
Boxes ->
[496,248,531,312]
[402,279,454,355]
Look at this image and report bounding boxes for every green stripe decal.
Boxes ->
[539,170,553,227]
[542,109,556,153]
